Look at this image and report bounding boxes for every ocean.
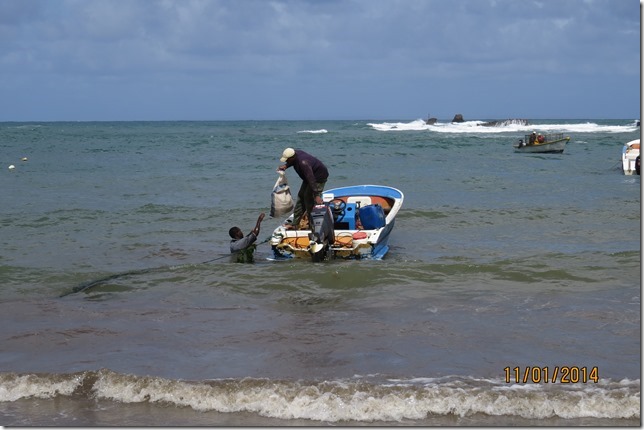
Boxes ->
[0,119,640,426]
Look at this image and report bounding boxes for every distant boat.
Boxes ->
[513,132,570,154]
[621,139,640,175]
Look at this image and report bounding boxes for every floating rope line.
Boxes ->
[59,237,271,298]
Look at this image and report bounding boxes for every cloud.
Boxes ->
[0,0,639,120]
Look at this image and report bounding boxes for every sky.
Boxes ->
[0,0,640,121]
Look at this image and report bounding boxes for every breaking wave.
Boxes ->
[0,370,639,423]
[297,129,328,134]
[367,119,639,134]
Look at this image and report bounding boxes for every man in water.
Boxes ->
[229,212,265,262]
[277,148,329,230]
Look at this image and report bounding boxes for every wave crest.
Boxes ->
[0,370,639,422]
[297,129,328,134]
[367,119,638,134]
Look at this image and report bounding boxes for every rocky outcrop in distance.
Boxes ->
[428,115,529,126]
[452,114,465,123]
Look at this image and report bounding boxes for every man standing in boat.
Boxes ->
[278,148,329,230]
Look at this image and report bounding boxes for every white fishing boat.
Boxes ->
[621,139,640,175]
[270,185,404,261]
[513,132,570,153]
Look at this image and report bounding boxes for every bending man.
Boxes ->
[277,148,329,229]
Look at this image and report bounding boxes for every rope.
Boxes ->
[59,236,272,298]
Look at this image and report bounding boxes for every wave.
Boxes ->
[0,370,639,422]
[297,129,328,134]
[367,119,639,134]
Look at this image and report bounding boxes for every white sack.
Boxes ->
[270,171,294,218]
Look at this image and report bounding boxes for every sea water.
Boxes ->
[0,119,640,426]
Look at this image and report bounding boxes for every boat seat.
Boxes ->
[338,195,393,214]
[282,236,311,249]
[368,197,393,213]
[347,196,372,206]
[333,234,353,248]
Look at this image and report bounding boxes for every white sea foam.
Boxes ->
[82,372,644,421]
[367,119,639,134]
[0,372,81,401]
[1,370,639,422]
[297,129,328,134]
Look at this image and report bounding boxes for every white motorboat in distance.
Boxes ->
[270,185,404,261]
[513,132,570,153]
[621,139,640,175]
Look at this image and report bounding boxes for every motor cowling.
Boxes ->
[636,155,641,175]
[309,204,335,261]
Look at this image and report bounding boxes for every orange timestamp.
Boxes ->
[504,366,599,384]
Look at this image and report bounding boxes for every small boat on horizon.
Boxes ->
[513,132,570,154]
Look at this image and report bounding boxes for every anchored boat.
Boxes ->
[513,132,570,153]
[270,185,404,261]
[621,139,640,175]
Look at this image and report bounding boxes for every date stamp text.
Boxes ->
[504,366,599,383]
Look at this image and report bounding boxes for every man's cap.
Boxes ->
[280,148,295,162]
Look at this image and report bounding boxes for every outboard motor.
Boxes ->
[309,204,335,262]
[636,155,641,175]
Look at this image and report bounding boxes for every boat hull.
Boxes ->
[622,139,640,175]
[514,137,568,153]
[270,185,404,260]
